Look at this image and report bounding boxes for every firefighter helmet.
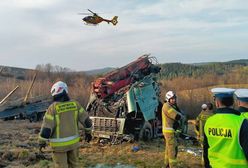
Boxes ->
[201,104,207,110]
[51,81,68,97]
[165,91,176,101]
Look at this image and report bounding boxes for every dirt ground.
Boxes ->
[0,120,203,168]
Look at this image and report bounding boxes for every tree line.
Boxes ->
[159,60,248,79]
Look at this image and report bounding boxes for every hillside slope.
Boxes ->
[159,59,248,79]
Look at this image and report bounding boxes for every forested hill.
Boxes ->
[1,59,248,80]
[159,59,248,79]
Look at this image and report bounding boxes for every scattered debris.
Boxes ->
[131,146,140,152]
[179,147,202,157]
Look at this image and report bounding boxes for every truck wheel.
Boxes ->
[139,121,153,141]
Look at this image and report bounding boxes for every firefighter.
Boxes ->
[194,103,214,166]
[203,88,248,168]
[195,104,207,141]
[195,103,214,146]
[39,81,92,168]
[162,91,185,168]
[235,89,248,118]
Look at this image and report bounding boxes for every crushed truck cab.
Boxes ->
[87,55,162,141]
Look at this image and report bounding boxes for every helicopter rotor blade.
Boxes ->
[78,13,91,15]
[88,9,97,15]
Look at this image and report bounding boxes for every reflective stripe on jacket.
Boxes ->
[204,113,248,168]
[162,102,181,134]
[40,100,90,152]
[49,135,80,147]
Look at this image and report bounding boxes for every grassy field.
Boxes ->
[0,120,202,168]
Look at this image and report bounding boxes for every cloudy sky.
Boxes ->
[0,0,248,71]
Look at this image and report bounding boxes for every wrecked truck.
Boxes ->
[86,55,163,141]
[0,97,52,122]
[0,73,53,122]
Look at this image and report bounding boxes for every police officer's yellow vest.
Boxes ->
[204,114,248,168]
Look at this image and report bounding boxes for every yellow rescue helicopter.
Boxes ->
[79,9,118,26]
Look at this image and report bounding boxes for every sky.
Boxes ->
[0,0,248,71]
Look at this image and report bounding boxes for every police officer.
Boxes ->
[235,89,248,118]
[39,81,93,168]
[162,91,185,168]
[203,88,248,168]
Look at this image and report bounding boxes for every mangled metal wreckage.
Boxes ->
[86,55,163,142]
[0,73,52,122]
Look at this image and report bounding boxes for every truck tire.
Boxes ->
[139,121,153,141]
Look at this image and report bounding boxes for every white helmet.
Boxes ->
[51,81,68,97]
[165,91,176,101]
[201,104,207,110]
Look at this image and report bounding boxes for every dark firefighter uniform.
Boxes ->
[39,100,92,168]
[162,101,183,168]
[203,88,248,168]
